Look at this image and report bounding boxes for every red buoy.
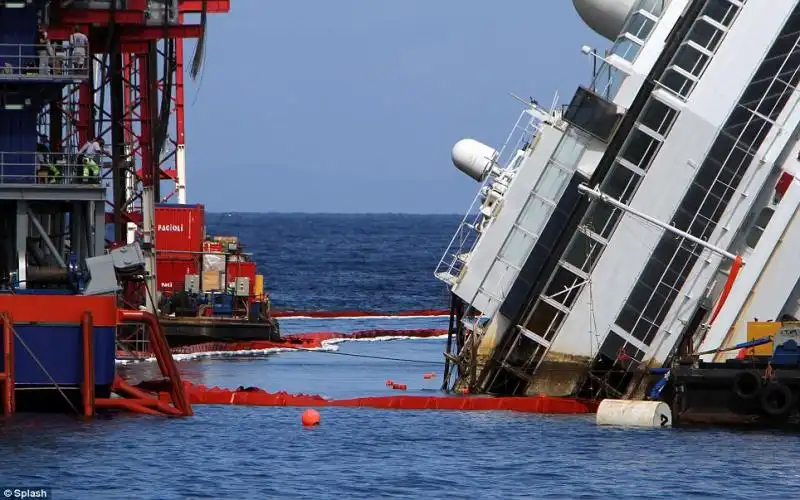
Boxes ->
[301,408,321,427]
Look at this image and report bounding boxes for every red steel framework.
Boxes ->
[40,0,230,308]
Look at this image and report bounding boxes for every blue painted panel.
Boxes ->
[4,325,116,386]
[0,108,38,183]
[0,5,37,69]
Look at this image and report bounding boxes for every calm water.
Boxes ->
[1,214,798,499]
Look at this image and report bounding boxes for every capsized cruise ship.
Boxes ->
[436,0,800,400]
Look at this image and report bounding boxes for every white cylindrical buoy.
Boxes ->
[596,399,672,428]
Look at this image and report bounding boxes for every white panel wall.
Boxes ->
[690,1,797,127]
[699,180,800,362]
[674,96,800,359]
[650,0,800,362]
[452,125,564,310]
[551,105,720,357]
[548,0,796,358]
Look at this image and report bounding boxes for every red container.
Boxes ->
[155,204,205,259]
[157,258,199,294]
[203,241,224,253]
[226,261,257,295]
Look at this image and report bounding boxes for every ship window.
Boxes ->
[612,36,641,62]
[660,67,695,98]
[631,317,653,342]
[688,18,725,52]
[637,0,664,15]
[617,304,639,333]
[524,300,565,342]
[500,226,536,265]
[544,265,585,308]
[602,162,640,203]
[626,11,656,41]
[673,43,711,78]
[671,206,694,233]
[739,115,770,151]
[644,325,660,346]
[584,203,621,239]
[627,281,652,317]
[745,206,775,248]
[564,230,605,273]
[639,257,667,290]
[620,128,661,170]
[599,331,626,361]
[701,0,740,28]
[639,98,679,136]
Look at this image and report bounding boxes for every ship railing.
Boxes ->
[434,108,546,286]
[0,151,98,185]
[0,43,90,80]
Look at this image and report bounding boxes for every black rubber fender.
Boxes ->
[732,371,762,401]
[759,382,794,417]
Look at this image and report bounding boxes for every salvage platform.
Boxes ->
[161,316,281,347]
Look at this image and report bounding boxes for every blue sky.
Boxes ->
[182,1,608,213]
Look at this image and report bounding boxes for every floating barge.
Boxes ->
[150,204,281,348]
[664,321,800,427]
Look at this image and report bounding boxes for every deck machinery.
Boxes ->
[0,0,220,415]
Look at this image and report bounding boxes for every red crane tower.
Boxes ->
[41,0,230,310]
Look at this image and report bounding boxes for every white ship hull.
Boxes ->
[437,0,800,400]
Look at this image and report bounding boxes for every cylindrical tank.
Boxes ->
[596,399,672,427]
[451,138,498,182]
[573,0,639,41]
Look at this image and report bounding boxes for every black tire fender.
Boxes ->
[760,382,794,417]
[732,371,762,401]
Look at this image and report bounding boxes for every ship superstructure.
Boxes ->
[437,0,800,401]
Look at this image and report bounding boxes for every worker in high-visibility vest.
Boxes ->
[36,136,61,183]
[76,137,106,184]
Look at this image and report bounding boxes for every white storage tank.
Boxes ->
[573,0,638,41]
[451,138,498,182]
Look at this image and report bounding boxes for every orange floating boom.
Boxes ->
[160,382,598,415]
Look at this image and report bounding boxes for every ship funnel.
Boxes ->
[573,0,638,41]
[451,138,498,182]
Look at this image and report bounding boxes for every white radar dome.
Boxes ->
[573,0,638,41]
[451,138,497,182]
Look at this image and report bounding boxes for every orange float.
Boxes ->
[301,408,321,427]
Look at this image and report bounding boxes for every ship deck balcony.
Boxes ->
[0,151,104,202]
[0,43,89,85]
[561,86,623,143]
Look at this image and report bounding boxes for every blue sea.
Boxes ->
[1,214,798,499]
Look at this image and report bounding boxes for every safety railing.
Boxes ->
[0,151,103,185]
[434,108,546,286]
[0,43,90,79]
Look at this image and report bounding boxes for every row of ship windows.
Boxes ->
[609,0,666,63]
[591,0,750,368]
[660,0,744,99]
[613,0,800,347]
[519,0,744,348]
